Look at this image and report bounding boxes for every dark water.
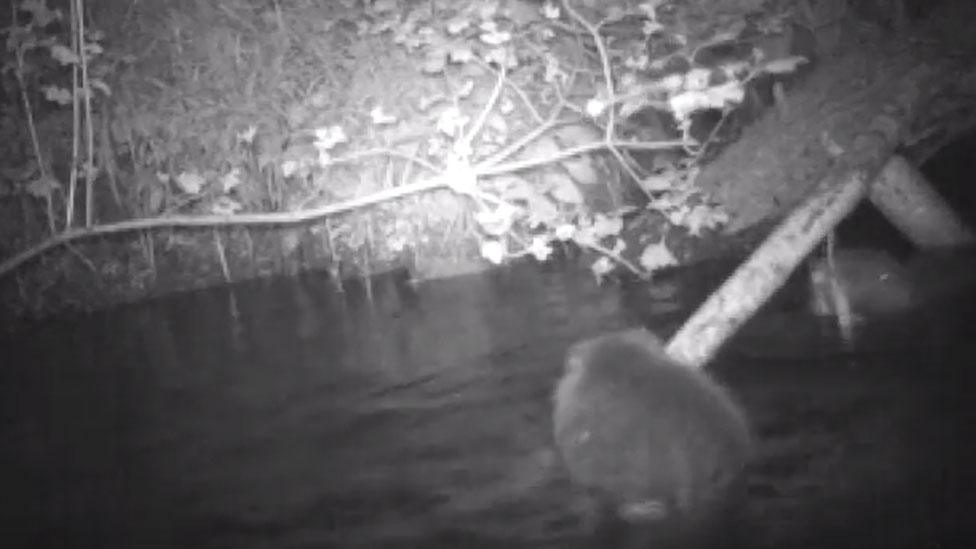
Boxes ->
[2,261,975,549]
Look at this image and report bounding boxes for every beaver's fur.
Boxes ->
[553,328,753,533]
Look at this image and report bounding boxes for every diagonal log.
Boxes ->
[666,170,869,368]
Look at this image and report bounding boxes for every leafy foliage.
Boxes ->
[1,0,814,287]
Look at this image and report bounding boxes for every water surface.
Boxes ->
[2,262,974,548]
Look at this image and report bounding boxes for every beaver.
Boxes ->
[552,328,753,541]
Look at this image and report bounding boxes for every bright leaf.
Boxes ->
[555,223,576,240]
[481,239,506,264]
[176,171,205,195]
[529,236,553,261]
[760,56,809,75]
[549,177,583,205]
[590,256,614,283]
[639,240,678,272]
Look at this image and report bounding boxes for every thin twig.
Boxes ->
[457,62,507,156]
[76,0,96,228]
[0,174,454,278]
[213,228,232,283]
[64,241,96,272]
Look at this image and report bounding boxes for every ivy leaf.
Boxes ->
[219,169,242,193]
[41,85,72,106]
[548,176,583,205]
[528,236,553,261]
[590,213,623,239]
[640,172,675,192]
[639,241,679,272]
[758,55,809,75]
[175,171,205,195]
[481,239,506,264]
[526,195,560,227]
[48,43,79,65]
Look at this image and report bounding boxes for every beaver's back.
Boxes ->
[553,328,753,521]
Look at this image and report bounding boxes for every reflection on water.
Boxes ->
[1,261,975,548]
